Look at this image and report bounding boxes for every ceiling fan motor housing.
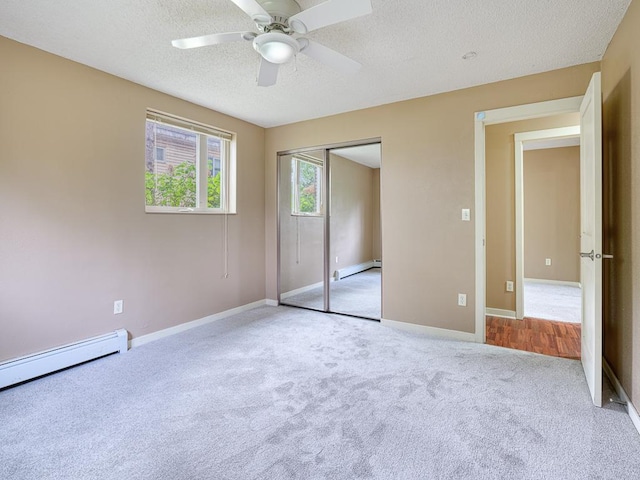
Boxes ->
[256,0,302,30]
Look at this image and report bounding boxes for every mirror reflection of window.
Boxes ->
[291,156,323,216]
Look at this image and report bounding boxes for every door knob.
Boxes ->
[581,251,614,260]
[580,250,594,261]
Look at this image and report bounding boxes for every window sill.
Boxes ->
[145,207,236,215]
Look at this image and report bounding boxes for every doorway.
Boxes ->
[475,72,604,406]
[484,116,583,360]
[515,126,582,325]
[277,139,382,321]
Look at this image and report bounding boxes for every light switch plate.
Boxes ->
[461,209,471,221]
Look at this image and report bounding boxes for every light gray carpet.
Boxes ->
[2,305,639,479]
[524,280,581,323]
[283,268,381,319]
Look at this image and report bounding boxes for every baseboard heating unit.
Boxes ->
[335,261,375,280]
[0,329,128,389]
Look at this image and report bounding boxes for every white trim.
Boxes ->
[474,96,583,344]
[129,299,268,348]
[381,318,478,343]
[485,308,517,319]
[524,278,581,288]
[373,260,382,268]
[335,261,375,280]
[265,299,279,306]
[146,109,234,140]
[515,134,524,320]
[515,126,581,319]
[515,127,581,144]
[0,329,128,389]
[474,113,487,344]
[603,358,640,436]
[280,280,325,300]
[480,96,583,125]
[144,206,231,215]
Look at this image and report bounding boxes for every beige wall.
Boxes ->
[265,62,599,333]
[485,114,580,311]
[601,0,640,413]
[0,37,266,362]
[330,154,374,275]
[524,147,580,282]
[372,168,382,261]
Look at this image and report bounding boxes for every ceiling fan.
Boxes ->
[172,0,373,86]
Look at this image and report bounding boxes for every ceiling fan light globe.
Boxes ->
[261,42,295,63]
[253,32,299,64]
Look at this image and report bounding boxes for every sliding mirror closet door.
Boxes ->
[328,144,382,319]
[278,151,327,311]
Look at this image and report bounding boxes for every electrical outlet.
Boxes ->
[506,281,514,292]
[461,208,471,221]
[458,293,467,307]
[545,258,552,266]
[113,300,123,315]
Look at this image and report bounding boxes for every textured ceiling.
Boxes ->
[0,0,631,127]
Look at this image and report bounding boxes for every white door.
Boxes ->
[579,72,603,407]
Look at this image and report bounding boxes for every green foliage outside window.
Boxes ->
[294,159,321,214]
[145,161,221,208]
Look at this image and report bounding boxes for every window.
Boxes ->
[291,156,323,215]
[145,110,235,214]
[155,147,165,162]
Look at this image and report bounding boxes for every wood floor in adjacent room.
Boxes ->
[486,316,581,360]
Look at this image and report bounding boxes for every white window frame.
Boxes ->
[291,155,323,216]
[145,110,236,214]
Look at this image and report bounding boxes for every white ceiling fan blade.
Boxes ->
[229,0,272,24]
[298,39,362,75]
[172,32,248,49]
[257,58,279,87]
[288,0,372,34]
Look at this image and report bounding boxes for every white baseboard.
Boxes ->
[336,261,375,280]
[265,299,278,307]
[381,318,477,343]
[373,260,382,268]
[280,261,375,299]
[129,299,269,349]
[0,329,128,389]
[280,281,324,300]
[524,278,581,288]
[486,308,517,319]
[603,358,640,436]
